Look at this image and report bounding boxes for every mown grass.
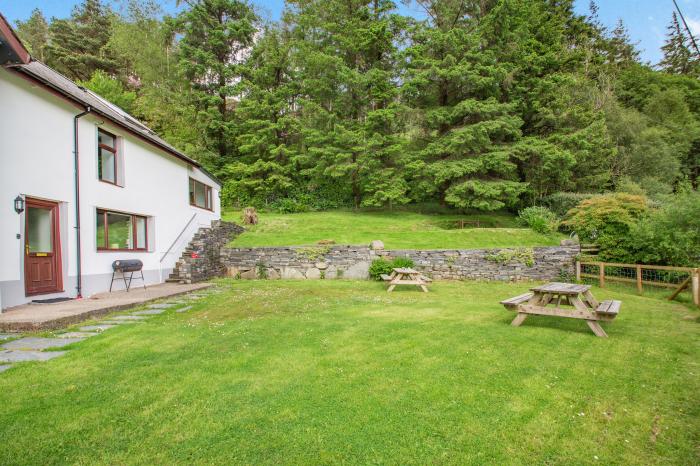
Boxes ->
[0,280,697,465]
[223,210,563,249]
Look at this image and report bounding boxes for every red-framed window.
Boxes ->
[98,129,118,185]
[189,178,213,211]
[96,209,147,251]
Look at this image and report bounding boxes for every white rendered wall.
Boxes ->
[0,69,220,310]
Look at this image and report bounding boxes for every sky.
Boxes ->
[1,0,699,65]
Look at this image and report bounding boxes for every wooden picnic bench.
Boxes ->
[500,282,621,337]
[381,268,431,292]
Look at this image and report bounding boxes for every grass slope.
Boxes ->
[0,280,697,464]
[225,210,563,249]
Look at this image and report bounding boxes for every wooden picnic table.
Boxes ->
[381,267,431,293]
[500,282,621,337]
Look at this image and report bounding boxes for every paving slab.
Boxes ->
[3,337,84,351]
[0,283,212,331]
[148,303,175,309]
[110,315,146,321]
[57,332,98,338]
[80,324,117,332]
[133,309,167,315]
[100,320,142,324]
[0,350,67,363]
[0,364,11,373]
[176,306,193,313]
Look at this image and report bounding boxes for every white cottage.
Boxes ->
[0,14,221,310]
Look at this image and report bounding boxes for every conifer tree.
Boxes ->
[659,12,698,76]
[285,0,407,208]
[14,9,49,62]
[225,26,298,205]
[45,0,120,80]
[176,0,258,162]
[403,0,526,210]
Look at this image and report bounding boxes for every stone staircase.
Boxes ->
[167,220,244,284]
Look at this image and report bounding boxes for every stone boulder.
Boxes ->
[370,240,384,250]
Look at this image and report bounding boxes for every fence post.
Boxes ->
[636,264,643,295]
[599,262,605,288]
[693,268,700,308]
[575,261,581,282]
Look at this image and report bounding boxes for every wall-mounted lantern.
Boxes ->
[14,195,25,214]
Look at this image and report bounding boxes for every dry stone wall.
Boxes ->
[171,220,578,283]
[221,245,578,282]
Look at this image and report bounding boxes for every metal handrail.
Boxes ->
[160,213,197,263]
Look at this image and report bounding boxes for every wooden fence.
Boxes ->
[576,261,700,308]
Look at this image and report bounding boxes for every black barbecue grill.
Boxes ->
[110,259,146,292]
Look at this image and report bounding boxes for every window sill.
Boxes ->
[190,203,214,212]
[97,249,149,253]
[98,179,124,188]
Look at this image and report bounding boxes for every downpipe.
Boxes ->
[74,106,91,298]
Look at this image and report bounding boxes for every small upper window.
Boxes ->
[98,129,118,185]
[189,178,213,210]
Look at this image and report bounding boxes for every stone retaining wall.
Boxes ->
[221,245,578,282]
[172,220,578,283]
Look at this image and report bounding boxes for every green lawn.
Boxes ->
[224,210,563,249]
[1,280,698,465]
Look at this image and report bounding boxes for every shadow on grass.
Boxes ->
[496,312,611,336]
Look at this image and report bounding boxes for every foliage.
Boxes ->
[541,192,595,217]
[517,207,559,234]
[368,258,394,281]
[294,246,331,261]
[563,193,648,261]
[45,0,121,81]
[625,189,700,266]
[78,70,136,113]
[18,0,700,206]
[485,248,535,267]
[368,256,415,280]
[175,0,257,161]
[14,8,49,61]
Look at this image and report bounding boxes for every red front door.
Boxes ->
[24,198,63,296]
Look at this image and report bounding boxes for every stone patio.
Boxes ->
[0,282,211,331]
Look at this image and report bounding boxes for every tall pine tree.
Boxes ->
[45,0,120,80]
[403,0,526,210]
[14,9,49,62]
[659,12,698,77]
[176,0,258,162]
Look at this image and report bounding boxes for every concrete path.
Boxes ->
[0,282,211,331]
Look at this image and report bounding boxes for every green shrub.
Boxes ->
[517,206,559,234]
[391,257,415,269]
[369,259,394,281]
[627,189,700,266]
[563,193,648,262]
[270,198,311,213]
[368,257,416,281]
[541,192,595,217]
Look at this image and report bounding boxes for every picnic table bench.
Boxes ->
[381,268,431,292]
[500,282,621,337]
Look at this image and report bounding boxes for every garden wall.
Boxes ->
[221,245,579,282]
[171,221,578,283]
